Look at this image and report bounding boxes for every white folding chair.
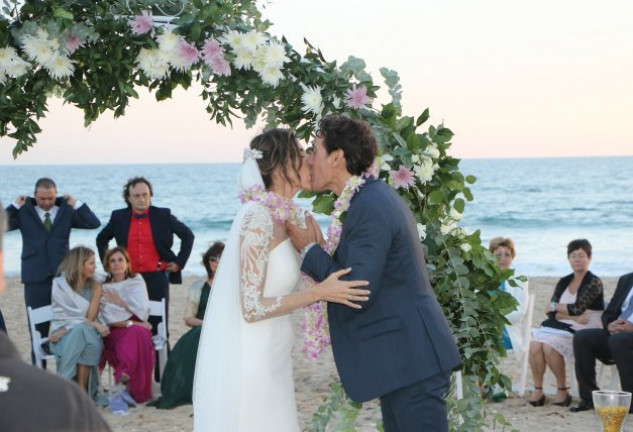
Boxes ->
[597,362,621,391]
[149,298,168,380]
[26,305,57,370]
[511,293,535,396]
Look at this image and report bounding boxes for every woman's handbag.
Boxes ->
[540,312,575,333]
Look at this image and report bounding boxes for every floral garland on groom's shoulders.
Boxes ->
[302,162,377,360]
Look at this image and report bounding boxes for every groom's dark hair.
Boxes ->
[316,115,377,175]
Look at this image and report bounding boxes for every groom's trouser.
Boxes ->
[380,370,450,432]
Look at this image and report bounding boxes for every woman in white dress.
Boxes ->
[528,239,604,407]
[193,129,370,432]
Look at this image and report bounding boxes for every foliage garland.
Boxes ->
[0,1,521,430]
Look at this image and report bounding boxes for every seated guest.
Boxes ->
[489,237,530,359]
[571,271,633,412]
[488,237,529,401]
[49,246,109,401]
[151,241,225,409]
[528,239,604,407]
[99,246,155,404]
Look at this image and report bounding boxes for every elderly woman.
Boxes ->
[528,239,604,407]
[151,241,225,409]
[489,237,530,358]
[99,247,155,404]
[49,246,109,401]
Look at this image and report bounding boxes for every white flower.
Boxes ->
[156,30,181,54]
[263,41,289,68]
[412,154,420,163]
[259,65,284,87]
[44,53,74,80]
[251,46,268,73]
[242,30,266,53]
[136,48,170,80]
[300,84,323,115]
[21,34,55,65]
[426,144,440,159]
[416,223,427,240]
[413,158,435,184]
[232,48,254,70]
[221,30,244,51]
[449,208,463,221]
[0,47,17,67]
[440,222,455,236]
[460,243,472,252]
[0,47,30,78]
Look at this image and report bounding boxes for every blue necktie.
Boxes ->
[133,213,147,220]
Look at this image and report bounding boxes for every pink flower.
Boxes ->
[173,40,200,71]
[389,165,415,189]
[65,32,83,54]
[345,85,372,109]
[130,10,153,35]
[210,55,231,76]
[202,38,224,64]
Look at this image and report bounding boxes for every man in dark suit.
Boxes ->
[288,116,461,432]
[5,178,100,364]
[96,176,194,340]
[571,272,633,412]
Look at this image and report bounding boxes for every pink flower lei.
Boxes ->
[302,164,376,359]
[239,185,303,225]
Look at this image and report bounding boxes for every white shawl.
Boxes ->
[50,275,91,333]
[99,274,149,324]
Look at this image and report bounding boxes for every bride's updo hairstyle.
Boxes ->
[250,128,303,190]
[316,115,377,176]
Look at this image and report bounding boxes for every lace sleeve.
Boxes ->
[239,205,283,322]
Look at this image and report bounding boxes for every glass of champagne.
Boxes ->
[592,390,631,432]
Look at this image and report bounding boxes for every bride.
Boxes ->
[193,129,370,431]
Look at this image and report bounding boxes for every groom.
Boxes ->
[288,115,461,432]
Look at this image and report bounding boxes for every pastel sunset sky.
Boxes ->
[1,0,631,165]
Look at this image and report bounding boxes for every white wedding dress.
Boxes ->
[193,193,302,431]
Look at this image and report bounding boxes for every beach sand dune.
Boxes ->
[0,275,622,431]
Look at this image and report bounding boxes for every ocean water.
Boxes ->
[1,156,632,278]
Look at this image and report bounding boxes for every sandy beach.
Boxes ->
[0,275,626,431]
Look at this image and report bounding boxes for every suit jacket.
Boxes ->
[302,178,461,402]
[5,197,101,283]
[96,206,194,284]
[601,272,633,328]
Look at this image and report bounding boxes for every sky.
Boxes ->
[1,0,632,165]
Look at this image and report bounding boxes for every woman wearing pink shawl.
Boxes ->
[99,246,155,404]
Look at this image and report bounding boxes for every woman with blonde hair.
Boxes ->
[49,246,109,400]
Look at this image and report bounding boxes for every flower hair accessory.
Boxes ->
[243,148,263,161]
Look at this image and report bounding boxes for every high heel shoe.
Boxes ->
[552,387,572,407]
[528,387,546,407]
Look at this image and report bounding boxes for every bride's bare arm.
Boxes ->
[239,206,369,323]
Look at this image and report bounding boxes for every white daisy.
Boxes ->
[300,84,323,115]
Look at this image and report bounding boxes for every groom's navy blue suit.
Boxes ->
[302,178,461,431]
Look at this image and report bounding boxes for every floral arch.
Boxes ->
[0,1,517,429]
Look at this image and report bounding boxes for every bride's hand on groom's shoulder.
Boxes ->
[316,268,370,309]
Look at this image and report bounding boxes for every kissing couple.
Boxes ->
[193,115,461,432]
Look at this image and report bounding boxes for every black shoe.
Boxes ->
[552,387,572,407]
[552,393,572,407]
[570,401,593,412]
[528,388,546,407]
